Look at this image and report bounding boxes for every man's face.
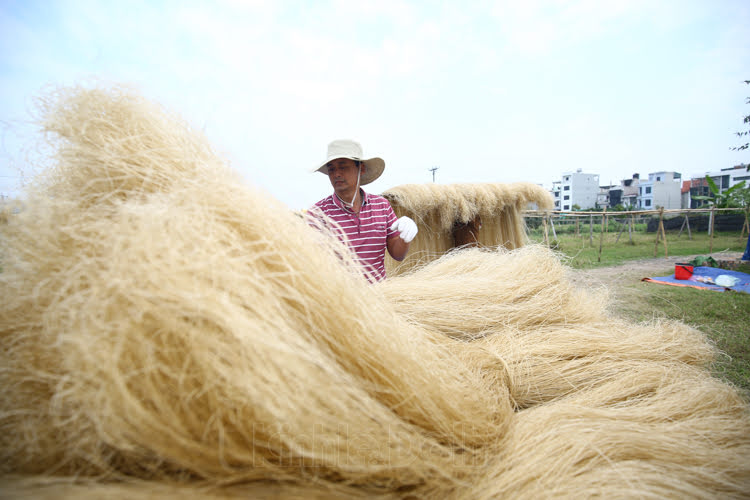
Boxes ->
[327,158,362,197]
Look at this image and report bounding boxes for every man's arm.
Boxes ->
[387,234,410,261]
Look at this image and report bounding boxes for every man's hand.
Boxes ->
[390,216,418,243]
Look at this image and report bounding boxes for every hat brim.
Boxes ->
[313,156,385,185]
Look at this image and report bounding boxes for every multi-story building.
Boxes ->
[557,169,599,211]
[680,180,692,209]
[620,174,640,209]
[684,164,748,208]
[703,164,750,192]
[597,185,616,209]
[608,187,623,208]
[550,181,561,210]
[637,171,681,210]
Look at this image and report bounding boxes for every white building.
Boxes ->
[558,169,599,211]
[703,164,750,193]
[637,171,682,210]
[550,181,561,210]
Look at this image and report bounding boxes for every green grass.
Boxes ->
[615,279,750,395]
[527,229,748,269]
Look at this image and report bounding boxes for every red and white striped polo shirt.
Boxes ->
[312,190,399,282]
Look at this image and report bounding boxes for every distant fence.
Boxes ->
[524,207,750,261]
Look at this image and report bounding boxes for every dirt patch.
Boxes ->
[574,251,744,284]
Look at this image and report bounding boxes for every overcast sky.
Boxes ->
[1,0,749,208]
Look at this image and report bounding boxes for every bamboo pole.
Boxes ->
[542,215,549,247]
[742,207,749,239]
[660,210,668,257]
[549,214,558,241]
[589,214,593,246]
[597,207,607,262]
[709,207,715,254]
[676,215,692,240]
[615,218,626,243]
[524,207,746,216]
[629,214,634,244]
[653,207,667,257]
[575,217,580,237]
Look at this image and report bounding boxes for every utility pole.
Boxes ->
[428,166,439,183]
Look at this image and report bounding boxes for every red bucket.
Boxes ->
[675,263,693,280]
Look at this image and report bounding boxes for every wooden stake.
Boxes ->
[659,210,668,257]
[575,217,580,237]
[615,218,627,243]
[742,208,749,239]
[549,214,558,241]
[709,207,715,254]
[542,216,549,247]
[653,207,667,257]
[589,214,594,246]
[598,207,607,262]
[629,214,634,244]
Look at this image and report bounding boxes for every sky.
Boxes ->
[1,0,749,209]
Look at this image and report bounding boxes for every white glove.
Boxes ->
[390,216,418,243]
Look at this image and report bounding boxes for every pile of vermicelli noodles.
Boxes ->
[1,85,748,499]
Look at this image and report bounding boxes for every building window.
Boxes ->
[645,199,651,207]
[554,192,559,197]
[563,185,570,191]
[645,187,652,194]
[563,205,569,210]
[564,177,569,181]
[563,195,569,200]
[656,176,661,181]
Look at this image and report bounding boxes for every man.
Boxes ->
[310,139,418,282]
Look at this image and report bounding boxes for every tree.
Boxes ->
[692,176,746,208]
[732,80,750,169]
[730,184,750,209]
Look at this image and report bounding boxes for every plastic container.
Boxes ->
[675,263,693,280]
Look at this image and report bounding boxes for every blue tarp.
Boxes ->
[643,266,750,294]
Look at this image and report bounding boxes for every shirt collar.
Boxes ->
[332,188,369,211]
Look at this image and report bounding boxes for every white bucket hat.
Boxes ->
[312,139,385,185]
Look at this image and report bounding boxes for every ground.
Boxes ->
[572,250,745,317]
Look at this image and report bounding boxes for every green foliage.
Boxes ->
[692,176,746,208]
[729,185,750,208]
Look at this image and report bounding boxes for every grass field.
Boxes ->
[616,279,750,395]
[527,228,748,269]
[530,226,750,394]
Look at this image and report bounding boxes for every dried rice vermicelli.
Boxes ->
[1,84,749,498]
[382,182,553,276]
[0,84,511,495]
